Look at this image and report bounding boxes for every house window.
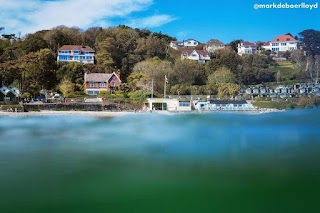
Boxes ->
[286,38,290,41]
[73,51,80,54]
[281,43,287,46]
[89,82,96,87]
[179,102,190,107]
[100,82,106,87]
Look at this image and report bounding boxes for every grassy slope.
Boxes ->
[269,61,301,85]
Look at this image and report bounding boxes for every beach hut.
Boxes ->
[194,100,255,111]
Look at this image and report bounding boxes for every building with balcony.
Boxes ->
[57,45,95,64]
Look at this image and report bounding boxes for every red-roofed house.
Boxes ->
[181,49,210,63]
[237,42,257,56]
[84,72,121,95]
[57,45,95,64]
[262,35,298,52]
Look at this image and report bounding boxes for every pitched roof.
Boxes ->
[261,41,270,46]
[185,38,199,42]
[271,35,297,43]
[84,72,120,82]
[182,49,194,55]
[207,39,224,45]
[209,100,247,104]
[242,41,256,46]
[194,50,209,55]
[58,45,95,52]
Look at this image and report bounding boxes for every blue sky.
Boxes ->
[1,0,319,43]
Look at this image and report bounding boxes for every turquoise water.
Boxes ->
[1,109,320,212]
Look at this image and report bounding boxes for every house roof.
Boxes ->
[261,41,270,46]
[185,38,198,42]
[207,39,224,45]
[182,49,194,55]
[194,50,209,55]
[242,41,256,46]
[209,100,248,104]
[85,72,121,82]
[271,35,297,43]
[58,45,95,52]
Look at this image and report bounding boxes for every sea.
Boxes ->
[0,109,320,213]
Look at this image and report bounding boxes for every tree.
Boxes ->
[217,83,240,99]
[171,60,206,86]
[95,37,115,72]
[19,49,57,95]
[59,79,75,98]
[207,66,236,85]
[228,39,243,52]
[291,49,306,68]
[299,29,320,56]
[56,62,85,90]
[306,55,320,83]
[130,59,173,95]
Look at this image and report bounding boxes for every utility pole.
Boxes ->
[151,79,154,98]
[164,75,168,98]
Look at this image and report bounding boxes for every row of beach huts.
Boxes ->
[145,98,256,112]
[243,83,320,98]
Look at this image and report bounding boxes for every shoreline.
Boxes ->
[0,110,137,118]
[0,108,283,117]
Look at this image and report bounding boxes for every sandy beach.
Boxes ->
[0,110,137,118]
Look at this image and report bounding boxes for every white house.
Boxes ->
[170,39,200,50]
[170,41,184,50]
[146,98,192,112]
[57,45,95,64]
[205,39,225,53]
[262,35,298,52]
[181,49,210,63]
[237,42,257,56]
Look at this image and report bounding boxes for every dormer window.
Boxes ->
[286,38,290,41]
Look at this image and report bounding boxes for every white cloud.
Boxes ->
[0,0,175,35]
[127,14,176,29]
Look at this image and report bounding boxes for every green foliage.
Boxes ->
[128,90,149,103]
[58,79,75,98]
[216,83,240,98]
[299,29,320,56]
[207,66,236,85]
[57,62,84,86]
